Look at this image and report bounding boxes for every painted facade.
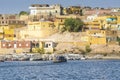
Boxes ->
[86,30,118,45]
[19,19,64,40]
[29,4,62,16]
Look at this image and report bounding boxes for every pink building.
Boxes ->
[1,41,31,49]
[84,9,111,15]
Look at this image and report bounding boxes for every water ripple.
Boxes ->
[0,60,120,80]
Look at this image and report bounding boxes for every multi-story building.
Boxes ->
[19,20,59,40]
[85,15,119,30]
[63,6,82,15]
[86,30,118,45]
[0,14,25,26]
[29,4,62,16]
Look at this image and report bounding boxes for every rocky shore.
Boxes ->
[0,53,83,61]
[1,52,120,62]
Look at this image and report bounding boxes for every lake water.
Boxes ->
[0,60,120,80]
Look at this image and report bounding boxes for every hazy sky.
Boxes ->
[0,0,120,14]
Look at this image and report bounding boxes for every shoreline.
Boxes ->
[1,53,120,62]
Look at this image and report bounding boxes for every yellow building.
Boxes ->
[63,6,81,15]
[85,16,118,30]
[4,29,15,40]
[0,28,4,40]
[85,20,102,29]
[0,25,14,40]
[86,30,118,45]
[19,21,60,40]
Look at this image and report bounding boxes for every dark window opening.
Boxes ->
[45,44,48,48]
[32,43,35,48]
[36,43,39,48]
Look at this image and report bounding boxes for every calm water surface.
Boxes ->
[0,60,120,80]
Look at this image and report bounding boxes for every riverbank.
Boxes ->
[1,53,120,62]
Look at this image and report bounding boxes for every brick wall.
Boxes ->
[1,41,31,49]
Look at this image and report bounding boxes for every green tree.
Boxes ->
[19,11,29,16]
[62,18,84,32]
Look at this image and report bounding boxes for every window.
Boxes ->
[3,44,5,47]
[49,44,51,46]
[36,43,39,48]
[2,21,4,24]
[14,35,16,37]
[9,35,11,37]
[26,44,28,46]
[45,44,48,48]
[19,44,21,46]
[61,19,63,22]
[55,10,57,13]
[8,44,11,46]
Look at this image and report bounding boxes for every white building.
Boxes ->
[86,14,98,21]
[111,8,120,12]
[29,4,62,16]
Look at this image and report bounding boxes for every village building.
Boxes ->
[29,4,63,19]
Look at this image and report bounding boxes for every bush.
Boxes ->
[85,45,92,53]
[37,48,45,54]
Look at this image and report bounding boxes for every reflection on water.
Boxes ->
[0,60,120,80]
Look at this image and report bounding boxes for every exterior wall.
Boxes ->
[64,6,81,15]
[89,37,106,45]
[44,41,54,53]
[0,29,3,39]
[4,29,15,40]
[0,14,25,26]
[86,30,117,45]
[19,15,29,24]
[85,16,119,30]
[84,9,111,15]
[29,4,62,16]
[1,41,31,49]
[31,41,55,53]
[86,15,98,21]
[0,40,31,53]
[85,20,102,29]
[19,21,58,40]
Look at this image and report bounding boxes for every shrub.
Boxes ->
[85,45,92,53]
[37,48,45,54]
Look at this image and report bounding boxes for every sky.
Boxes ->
[0,0,120,14]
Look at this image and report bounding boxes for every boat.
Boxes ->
[53,56,67,63]
[0,59,4,62]
[0,57,4,62]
